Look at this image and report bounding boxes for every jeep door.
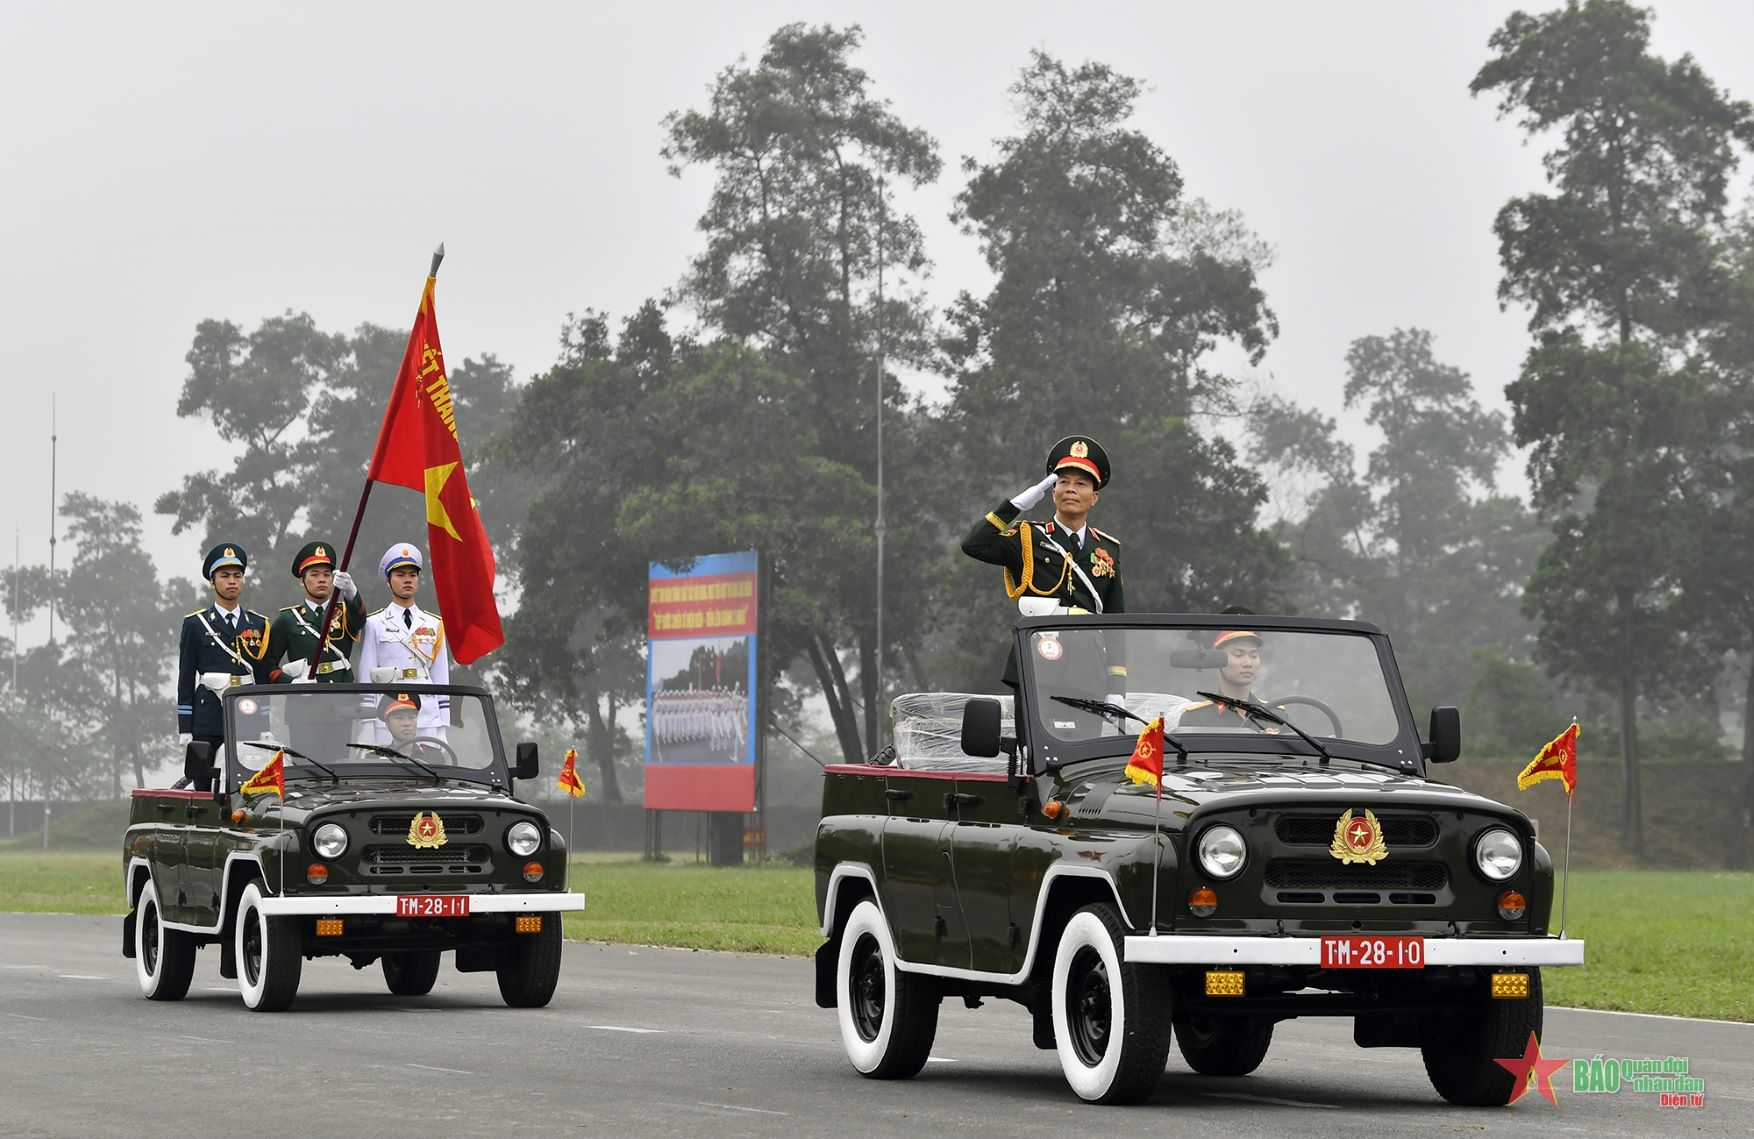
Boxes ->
[945,771,1021,974]
[879,770,969,968]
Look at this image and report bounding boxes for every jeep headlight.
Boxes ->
[1474,827,1522,881]
[506,820,542,857]
[312,822,348,860]
[1196,824,1247,880]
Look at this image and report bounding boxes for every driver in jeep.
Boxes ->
[1179,629,1269,729]
[378,692,448,762]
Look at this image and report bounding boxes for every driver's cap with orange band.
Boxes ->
[378,692,423,719]
[1211,629,1262,650]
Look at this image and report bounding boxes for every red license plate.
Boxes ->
[1320,935,1424,969]
[396,894,471,918]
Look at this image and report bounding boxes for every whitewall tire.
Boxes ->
[835,899,938,1078]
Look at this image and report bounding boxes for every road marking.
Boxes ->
[695,1103,788,1117]
[407,1063,476,1076]
[56,974,105,981]
[926,1056,958,1063]
[177,1035,233,1045]
[585,1025,665,1034]
[1203,1092,1338,1109]
[0,965,40,970]
[203,986,235,993]
[1554,1005,1754,1028]
[2,1012,47,1021]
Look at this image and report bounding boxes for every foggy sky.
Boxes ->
[6,1,1754,616]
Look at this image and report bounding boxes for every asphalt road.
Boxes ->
[0,914,1746,1137]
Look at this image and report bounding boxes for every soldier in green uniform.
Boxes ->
[961,436,1127,710]
[262,541,364,760]
[1179,629,1267,729]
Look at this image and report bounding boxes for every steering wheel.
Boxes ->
[1271,695,1343,738]
[410,735,459,766]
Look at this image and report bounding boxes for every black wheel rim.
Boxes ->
[142,900,160,974]
[1067,946,1112,1066]
[849,934,886,1043]
[242,909,263,987]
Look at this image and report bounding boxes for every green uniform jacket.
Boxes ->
[263,594,366,683]
[961,499,1126,687]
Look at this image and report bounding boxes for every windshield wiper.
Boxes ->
[1194,692,1333,766]
[345,742,441,781]
[240,738,339,783]
[1049,695,1189,766]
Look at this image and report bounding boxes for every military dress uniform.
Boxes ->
[176,544,272,748]
[356,544,452,740]
[961,436,1127,691]
[263,541,366,761]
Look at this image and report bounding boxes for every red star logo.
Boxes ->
[1494,1031,1568,1104]
[1349,821,1372,845]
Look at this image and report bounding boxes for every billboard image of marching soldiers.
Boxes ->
[644,551,759,812]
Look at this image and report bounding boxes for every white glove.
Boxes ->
[1018,597,1067,617]
[199,671,238,693]
[280,658,309,681]
[292,675,316,685]
[1106,692,1127,710]
[178,733,193,747]
[1010,473,1058,512]
[332,570,357,600]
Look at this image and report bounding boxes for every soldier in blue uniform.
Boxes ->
[176,543,272,756]
[962,436,1127,710]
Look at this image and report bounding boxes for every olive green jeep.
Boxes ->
[814,614,1584,1104]
[124,683,582,1011]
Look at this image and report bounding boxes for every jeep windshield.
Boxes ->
[222,685,509,789]
[1020,619,1416,770]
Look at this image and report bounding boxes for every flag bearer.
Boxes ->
[263,540,364,760]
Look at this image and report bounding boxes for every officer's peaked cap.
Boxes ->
[203,543,248,580]
[292,541,337,578]
[1046,436,1111,489]
[378,691,423,719]
[379,543,424,580]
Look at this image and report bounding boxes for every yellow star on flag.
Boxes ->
[425,462,462,541]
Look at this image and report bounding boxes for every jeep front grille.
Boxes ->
[368,814,486,836]
[1273,815,1438,847]
[1264,860,1447,891]
[360,844,492,876]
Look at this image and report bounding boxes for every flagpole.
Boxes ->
[307,243,445,673]
[1560,715,1576,938]
[1150,783,1162,936]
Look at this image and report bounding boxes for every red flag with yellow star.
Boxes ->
[1124,715,1166,796]
[367,275,504,664]
[557,747,586,799]
[239,750,285,799]
[1517,722,1578,798]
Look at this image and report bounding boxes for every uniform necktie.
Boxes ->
[403,608,413,629]
[1068,530,1083,554]
[226,612,238,633]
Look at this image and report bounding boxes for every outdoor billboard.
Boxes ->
[644,551,759,812]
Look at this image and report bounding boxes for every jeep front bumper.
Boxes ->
[258,892,585,916]
[1123,934,1584,967]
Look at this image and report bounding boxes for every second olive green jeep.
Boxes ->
[815,614,1583,1104]
[124,683,582,1011]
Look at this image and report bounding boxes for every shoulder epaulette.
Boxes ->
[183,610,202,619]
[279,605,300,614]
[369,606,390,618]
[1092,527,1121,546]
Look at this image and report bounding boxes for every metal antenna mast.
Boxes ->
[873,160,887,756]
[47,396,57,644]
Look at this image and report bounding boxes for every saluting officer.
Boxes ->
[962,436,1127,702]
[263,541,364,760]
[176,543,272,753]
[356,543,452,738]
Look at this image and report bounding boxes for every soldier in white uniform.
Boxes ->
[356,542,452,740]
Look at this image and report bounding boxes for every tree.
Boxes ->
[4,495,183,794]
[659,23,944,758]
[941,51,1288,665]
[1473,0,1753,855]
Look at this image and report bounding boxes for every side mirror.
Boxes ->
[1426,707,1461,763]
[1170,648,1227,670]
[513,741,539,781]
[183,740,217,791]
[960,698,1003,759]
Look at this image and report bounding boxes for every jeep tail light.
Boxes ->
[522,860,544,883]
[1496,889,1527,921]
[1205,970,1245,997]
[1188,886,1218,918]
[306,863,329,885]
[1491,972,1530,999]
[315,918,343,937]
[515,915,543,934]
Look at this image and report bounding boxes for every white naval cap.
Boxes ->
[378,543,424,579]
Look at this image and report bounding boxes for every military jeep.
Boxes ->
[123,683,583,1011]
[814,614,1584,1104]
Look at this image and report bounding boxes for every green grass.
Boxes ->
[2,853,1746,1020]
